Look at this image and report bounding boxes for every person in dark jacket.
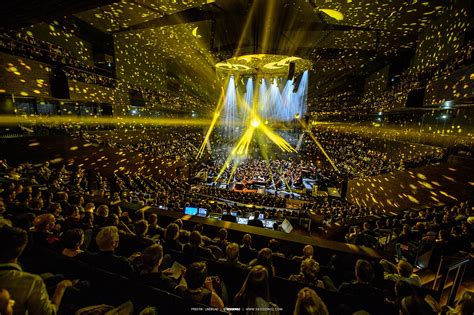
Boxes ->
[78,226,135,278]
[247,211,264,228]
[183,231,215,260]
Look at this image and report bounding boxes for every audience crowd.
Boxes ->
[0,149,472,314]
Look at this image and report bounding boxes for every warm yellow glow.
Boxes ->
[298,118,340,173]
[319,9,344,21]
[237,54,266,62]
[218,54,311,75]
[191,27,201,38]
[215,62,251,71]
[251,117,261,128]
[0,115,211,127]
[196,85,227,159]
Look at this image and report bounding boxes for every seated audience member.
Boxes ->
[233,265,280,313]
[338,259,382,298]
[10,192,32,215]
[292,245,314,262]
[162,223,183,252]
[380,259,421,286]
[249,248,275,277]
[174,219,190,238]
[399,293,440,315]
[268,239,285,258]
[94,205,109,228]
[57,192,72,215]
[147,214,164,238]
[175,261,224,308]
[30,199,44,214]
[221,210,237,223]
[214,228,230,252]
[398,224,413,244]
[183,231,215,260]
[49,203,64,223]
[248,211,264,228]
[84,203,95,214]
[0,288,14,315]
[0,226,73,314]
[0,198,12,228]
[218,243,248,269]
[61,228,85,258]
[293,287,329,315]
[272,222,281,232]
[128,220,156,253]
[240,234,257,264]
[385,279,417,308]
[193,224,214,245]
[289,259,325,289]
[30,213,60,248]
[79,226,135,277]
[136,244,181,292]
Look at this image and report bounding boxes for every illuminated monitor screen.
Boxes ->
[197,208,208,217]
[248,215,254,220]
[237,217,249,225]
[264,220,276,228]
[184,207,198,215]
[231,211,238,217]
[258,213,264,220]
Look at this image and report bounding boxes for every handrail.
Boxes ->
[432,255,471,306]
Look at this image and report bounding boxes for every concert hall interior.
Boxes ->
[0,0,473,314]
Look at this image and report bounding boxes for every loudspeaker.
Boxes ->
[405,88,425,107]
[287,62,295,81]
[50,66,70,99]
[341,179,348,200]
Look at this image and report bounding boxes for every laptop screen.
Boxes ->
[237,217,249,225]
[184,207,198,215]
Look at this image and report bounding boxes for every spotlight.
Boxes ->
[251,117,261,128]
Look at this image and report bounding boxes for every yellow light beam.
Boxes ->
[298,118,340,173]
[196,85,227,159]
[259,123,296,152]
[0,115,211,127]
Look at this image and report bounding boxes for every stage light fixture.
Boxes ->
[251,117,261,128]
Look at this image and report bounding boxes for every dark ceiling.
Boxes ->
[0,0,462,98]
